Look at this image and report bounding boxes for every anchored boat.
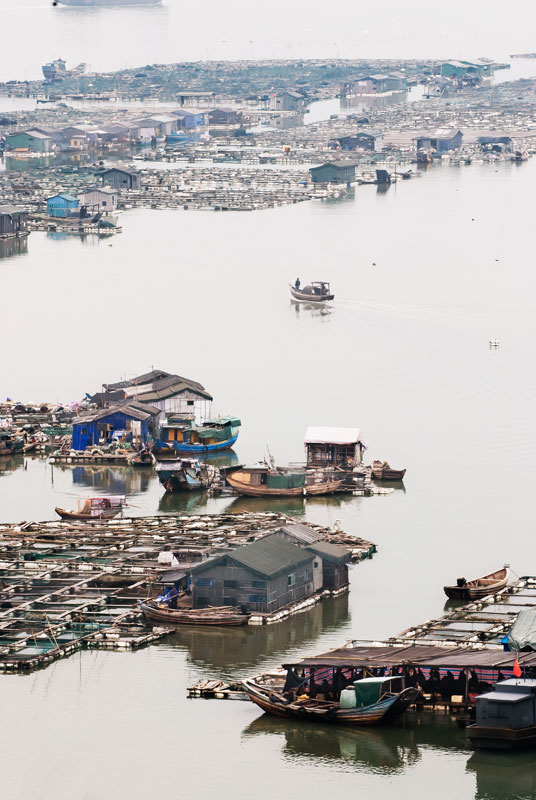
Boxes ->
[154,415,241,456]
[55,495,126,520]
[225,463,343,497]
[156,459,216,493]
[371,460,406,481]
[290,281,334,302]
[139,600,249,626]
[243,671,419,726]
[0,432,24,457]
[443,567,508,600]
[467,679,536,750]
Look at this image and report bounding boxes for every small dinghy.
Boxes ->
[443,567,508,600]
[139,600,249,626]
[371,460,406,481]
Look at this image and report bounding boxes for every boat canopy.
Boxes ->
[508,609,536,652]
[354,676,402,707]
[203,416,241,427]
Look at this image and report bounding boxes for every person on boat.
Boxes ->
[294,277,301,290]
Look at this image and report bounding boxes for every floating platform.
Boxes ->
[0,513,374,672]
[49,452,130,465]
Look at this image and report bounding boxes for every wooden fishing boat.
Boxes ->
[443,567,508,600]
[290,282,334,302]
[156,459,216,493]
[23,440,38,454]
[55,495,126,521]
[154,415,241,456]
[243,674,420,726]
[139,600,249,626]
[371,460,406,481]
[225,464,343,497]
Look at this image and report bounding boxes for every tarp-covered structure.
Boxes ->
[508,609,536,652]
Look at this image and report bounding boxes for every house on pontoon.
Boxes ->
[304,427,367,468]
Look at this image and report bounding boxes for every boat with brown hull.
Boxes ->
[139,600,249,626]
[371,460,406,481]
[290,282,334,302]
[225,464,343,497]
[55,495,126,521]
[444,567,508,600]
[243,675,420,726]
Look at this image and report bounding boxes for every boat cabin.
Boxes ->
[238,465,306,490]
[474,679,536,730]
[160,416,241,447]
[300,282,331,298]
[304,426,367,468]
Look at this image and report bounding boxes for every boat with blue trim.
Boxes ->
[154,415,241,456]
[156,459,216,493]
[243,671,419,725]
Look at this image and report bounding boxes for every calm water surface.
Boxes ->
[1,140,536,796]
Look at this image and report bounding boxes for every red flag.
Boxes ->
[513,659,522,678]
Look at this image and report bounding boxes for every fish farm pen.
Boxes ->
[0,513,375,673]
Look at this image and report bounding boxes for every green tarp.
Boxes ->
[508,609,536,651]
[267,472,306,490]
[354,678,386,708]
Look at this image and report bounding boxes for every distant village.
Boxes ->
[1,55,535,236]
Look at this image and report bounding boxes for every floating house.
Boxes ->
[0,206,28,239]
[191,536,319,613]
[98,167,141,190]
[46,193,79,218]
[270,91,305,112]
[173,110,206,129]
[415,128,463,153]
[436,60,493,80]
[123,374,213,423]
[341,73,407,96]
[305,426,367,468]
[5,130,52,153]
[334,131,384,152]
[310,161,356,184]
[77,187,118,213]
[207,108,244,125]
[176,90,217,106]
[72,402,160,451]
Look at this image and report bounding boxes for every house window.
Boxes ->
[81,428,87,435]
[224,580,237,589]
[288,573,296,586]
[102,201,107,206]
[249,595,265,603]
[187,401,194,406]
[314,561,319,569]
[196,578,213,587]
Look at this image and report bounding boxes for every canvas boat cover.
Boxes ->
[507,609,536,651]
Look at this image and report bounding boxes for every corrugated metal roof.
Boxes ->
[284,644,536,670]
[275,522,323,544]
[306,541,351,564]
[305,426,362,445]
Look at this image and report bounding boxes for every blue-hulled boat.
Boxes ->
[154,416,241,456]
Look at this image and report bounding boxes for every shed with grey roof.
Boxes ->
[0,205,28,238]
[191,536,319,613]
